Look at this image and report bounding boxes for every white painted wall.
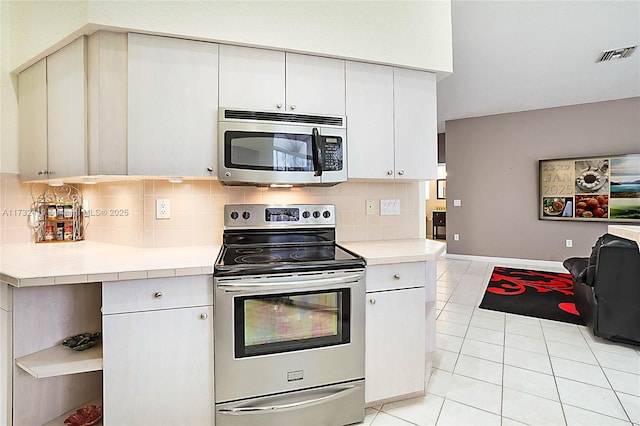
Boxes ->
[2,0,452,174]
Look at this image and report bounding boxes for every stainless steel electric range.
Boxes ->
[214,204,366,426]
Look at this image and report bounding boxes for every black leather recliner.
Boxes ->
[563,233,640,345]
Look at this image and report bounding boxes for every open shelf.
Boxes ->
[43,397,102,426]
[15,342,103,379]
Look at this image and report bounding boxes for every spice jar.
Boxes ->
[56,204,64,219]
[56,222,64,240]
[47,204,57,219]
[45,225,55,241]
[64,223,73,240]
[64,204,73,219]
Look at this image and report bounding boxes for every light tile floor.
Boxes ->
[362,255,640,425]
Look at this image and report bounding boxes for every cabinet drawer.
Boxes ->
[102,275,212,314]
[366,262,426,292]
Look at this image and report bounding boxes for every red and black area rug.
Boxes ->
[479,266,585,325]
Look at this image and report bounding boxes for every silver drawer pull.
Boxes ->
[369,299,376,305]
[200,313,208,320]
[153,292,163,298]
[394,274,401,279]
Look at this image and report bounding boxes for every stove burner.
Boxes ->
[289,247,333,261]
[235,254,282,264]
[235,247,264,254]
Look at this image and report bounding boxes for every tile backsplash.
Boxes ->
[1,173,422,247]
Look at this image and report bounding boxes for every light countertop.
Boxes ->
[339,238,446,265]
[1,238,445,287]
[0,242,220,287]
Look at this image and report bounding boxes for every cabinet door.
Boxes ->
[47,36,88,179]
[128,34,219,176]
[18,59,48,181]
[218,44,285,111]
[103,305,214,425]
[365,287,426,403]
[285,53,345,115]
[345,61,395,179]
[393,68,437,180]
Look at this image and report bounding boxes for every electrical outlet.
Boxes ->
[156,199,171,219]
[366,200,375,215]
[566,239,573,248]
[454,233,460,241]
[453,199,462,207]
[380,199,400,215]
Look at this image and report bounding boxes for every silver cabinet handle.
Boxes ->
[38,170,49,175]
[290,104,296,110]
[394,274,401,279]
[398,170,405,176]
[200,313,208,320]
[387,170,393,176]
[153,292,162,298]
[276,103,283,109]
[369,299,376,305]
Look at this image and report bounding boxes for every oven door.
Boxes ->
[218,121,346,186]
[214,269,365,403]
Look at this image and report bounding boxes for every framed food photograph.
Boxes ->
[539,153,640,222]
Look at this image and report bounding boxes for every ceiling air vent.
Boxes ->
[596,46,636,62]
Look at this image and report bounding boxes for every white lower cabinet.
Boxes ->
[102,276,214,425]
[365,263,427,405]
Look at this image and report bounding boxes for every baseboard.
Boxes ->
[445,253,564,269]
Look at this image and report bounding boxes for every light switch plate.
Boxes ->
[380,199,400,215]
[366,200,375,215]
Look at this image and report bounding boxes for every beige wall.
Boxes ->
[0,173,422,247]
[445,97,640,262]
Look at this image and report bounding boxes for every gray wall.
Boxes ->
[445,97,640,261]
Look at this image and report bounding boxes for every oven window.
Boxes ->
[225,131,313,171]
[234,289,350,358]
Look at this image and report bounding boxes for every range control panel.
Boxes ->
[224,204,335,228]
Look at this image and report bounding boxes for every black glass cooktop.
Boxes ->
[214,229,365,277]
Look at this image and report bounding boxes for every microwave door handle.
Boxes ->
[312,128,323,177]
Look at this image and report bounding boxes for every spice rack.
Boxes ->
[31,185,85,243]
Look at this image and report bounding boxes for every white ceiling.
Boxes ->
[436,1,640,132]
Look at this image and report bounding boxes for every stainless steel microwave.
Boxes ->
[218,108,347,186]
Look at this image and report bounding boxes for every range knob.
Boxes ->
[230,211,239,220]
[302,211,311,219]
[313,211,321,219]
[242,211,251,220]
[323,210,331,219]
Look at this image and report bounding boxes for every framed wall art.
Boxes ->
[539,153,640,222]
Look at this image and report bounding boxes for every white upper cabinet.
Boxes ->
[346,62,438,180]
[19,37,87,182]
[219,45,345,115]
[285,53,346,115]
[18,59,48,181]
[345,61,395,179]
[128,34,219,177]
[393,68,437,180]
[218,45,285,112]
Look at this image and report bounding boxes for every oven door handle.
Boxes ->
[218,384,360,415]
[217,273,363,293]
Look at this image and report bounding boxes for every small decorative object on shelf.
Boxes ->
[62,332,102,351]
[63,404,103,426]
[28,184,85,243]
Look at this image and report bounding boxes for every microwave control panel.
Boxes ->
[322,137,343,171]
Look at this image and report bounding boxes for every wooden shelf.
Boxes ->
[15,342,103,379]
[43,397,102,426]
